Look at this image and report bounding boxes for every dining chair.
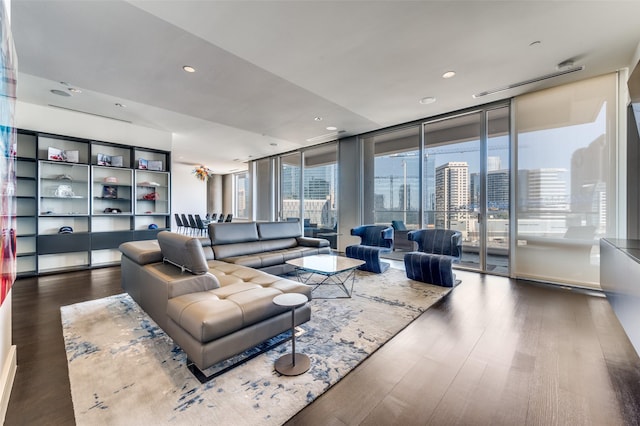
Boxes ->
[217,214,225,223]
[187,214,197,235]
[174,213,184,234]
[224,214,233,222]
[195,214,208,236]
[181,214,191,235]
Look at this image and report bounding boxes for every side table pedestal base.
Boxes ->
[275,353,310,376]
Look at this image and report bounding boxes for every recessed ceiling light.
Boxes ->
[529,40,541,47]
[115,103,126,108]
[314,117,323,121]
[270,142,278,146]
[442,71,456,79]
[419,96,436,105]
[59,81,71,86]
[68,88,82,94]
[50,89,71,97]
[182,65,196,73]
[326,126,337,131]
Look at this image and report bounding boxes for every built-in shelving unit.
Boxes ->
[16,132,38,276]
[16,129,170,276]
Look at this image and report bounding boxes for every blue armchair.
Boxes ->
[345,225,394,273]
[403,229,462,287]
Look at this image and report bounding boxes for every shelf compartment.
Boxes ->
[38,216,89,235]
[17,256,36,275]
[39,161,90,215]
[17,235,36,255]
[91,248,123,267]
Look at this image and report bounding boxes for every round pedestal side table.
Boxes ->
[273,293,310,376]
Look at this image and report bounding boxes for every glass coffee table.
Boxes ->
[286,254,365,298]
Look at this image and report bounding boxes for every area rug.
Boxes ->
[61,267,450,425]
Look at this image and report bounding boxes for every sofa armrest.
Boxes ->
[296,236,330,248]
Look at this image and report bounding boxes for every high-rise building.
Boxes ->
[487,169,509,211]
[435,162,469,228]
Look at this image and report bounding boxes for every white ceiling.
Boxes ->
[11,1,640,173]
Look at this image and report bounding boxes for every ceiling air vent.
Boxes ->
[305,130,346,144]
[472,66,584,98]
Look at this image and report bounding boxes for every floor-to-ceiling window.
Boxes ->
[232,171,249,220]
[303,143,338,248]
[367,126,421,227]
[514,73,617,288]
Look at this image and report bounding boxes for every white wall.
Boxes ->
[171,162,207,229]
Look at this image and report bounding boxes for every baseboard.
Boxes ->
[0,345,17,424]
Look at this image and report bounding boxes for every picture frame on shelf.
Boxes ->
[102,185,118,199]
[138,158,148,169]
[148,160,163,171]
[111,155,123,167]
[48,147,79,163]
[97,153,112,166]
[64,150,79,163]
[47,147,63,161]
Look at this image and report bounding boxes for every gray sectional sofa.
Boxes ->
[206,220,331,275]
[119,221,330,380]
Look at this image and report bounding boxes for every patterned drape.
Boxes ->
[0,0,17,306]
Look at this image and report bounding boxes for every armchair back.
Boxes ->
[351,225,394,250]
[408,229,462,261]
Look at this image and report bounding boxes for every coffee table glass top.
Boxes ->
[286,254,364,275]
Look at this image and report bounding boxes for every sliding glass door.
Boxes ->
[423,106,510,274]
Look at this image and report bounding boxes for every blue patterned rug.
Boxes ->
[61,267,450,425]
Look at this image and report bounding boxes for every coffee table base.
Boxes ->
[275,353,311,376]
[297,267,358,299]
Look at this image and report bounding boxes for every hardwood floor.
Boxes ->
[6,266,640,425]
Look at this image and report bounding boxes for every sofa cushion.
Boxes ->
[213,241,265,260]
[258,221,301,240]
[226,287,284,325]
[209,222,259,245]
[157,231,210,275]
[260,238,298,252]
[167,293,243,342]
